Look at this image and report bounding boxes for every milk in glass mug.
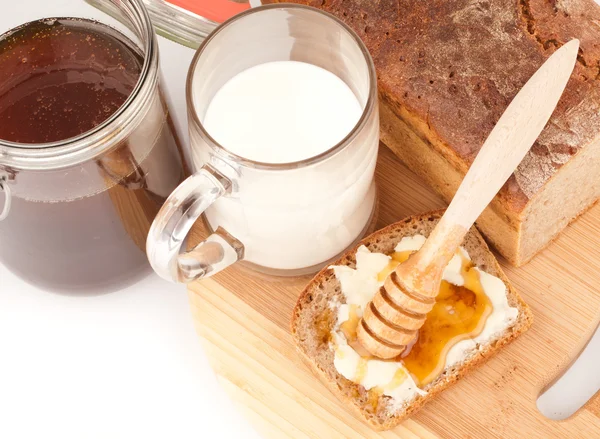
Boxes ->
[147,4,379,283]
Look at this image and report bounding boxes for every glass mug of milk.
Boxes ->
[147,4,379,283]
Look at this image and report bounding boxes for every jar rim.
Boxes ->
[0,0,158,170]
[186,3,378,171]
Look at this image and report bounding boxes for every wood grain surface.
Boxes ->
[187,145,600,438]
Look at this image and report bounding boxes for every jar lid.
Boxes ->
[142,0,257,48]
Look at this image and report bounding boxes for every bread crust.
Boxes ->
[264,0,600,266]
[290,211,533,430]
[265,0,600,213]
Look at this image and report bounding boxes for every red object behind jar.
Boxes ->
[167,0,250,23]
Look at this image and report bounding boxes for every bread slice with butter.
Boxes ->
[292,211,532,430]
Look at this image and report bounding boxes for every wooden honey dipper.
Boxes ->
[357,40,580,359]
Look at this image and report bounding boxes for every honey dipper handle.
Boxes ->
[413,39,579,272]
[358,41,579,359]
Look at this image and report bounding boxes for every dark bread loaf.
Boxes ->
[264,0,600,266]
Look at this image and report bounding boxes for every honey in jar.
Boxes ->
[0,17,186,293]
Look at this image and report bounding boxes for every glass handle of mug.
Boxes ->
[146,164,244,283]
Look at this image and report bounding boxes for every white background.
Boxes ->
[0,1,598,438]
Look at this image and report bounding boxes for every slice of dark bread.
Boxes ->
[291,211,533,430]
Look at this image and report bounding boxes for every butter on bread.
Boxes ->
[264,0,600,266]
[290,212,532,430]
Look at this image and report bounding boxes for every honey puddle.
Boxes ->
[339,249,493,388]
[400,252,492,386]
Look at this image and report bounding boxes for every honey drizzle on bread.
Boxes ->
[400,253,493,385]
[336,248,493,387]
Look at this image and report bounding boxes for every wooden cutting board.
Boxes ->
[187,145,600,438]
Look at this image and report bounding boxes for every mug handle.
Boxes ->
[146,164,244,283]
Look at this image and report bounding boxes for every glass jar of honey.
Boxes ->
[0,0,187,293]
